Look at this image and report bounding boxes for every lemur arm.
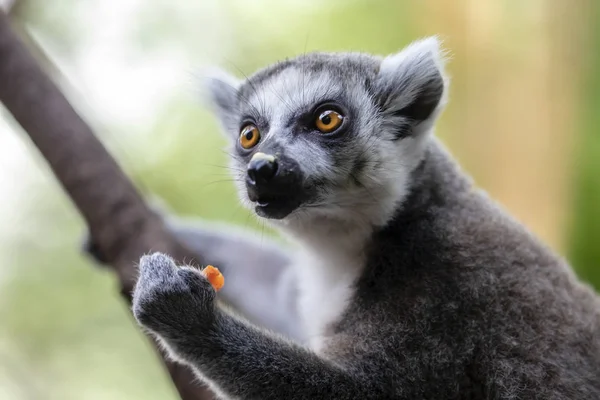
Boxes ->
[133,253,386,400]
[84,210,305,342]
[165,217,305,342]
[174,309,383,400]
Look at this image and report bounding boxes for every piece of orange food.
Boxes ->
[202,265,224,291]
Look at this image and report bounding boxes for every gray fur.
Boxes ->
[166,217,304,341]
[129,37,600,399]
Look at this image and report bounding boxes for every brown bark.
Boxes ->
[0,10,214,400]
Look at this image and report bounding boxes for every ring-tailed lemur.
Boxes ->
[87,37,600,399]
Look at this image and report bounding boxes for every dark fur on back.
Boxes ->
[328,140,600,398]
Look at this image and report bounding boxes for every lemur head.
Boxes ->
[204,37,448,230]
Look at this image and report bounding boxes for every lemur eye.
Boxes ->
[239,124,260,149]
[315,110,344,133]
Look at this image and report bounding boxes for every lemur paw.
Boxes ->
[132,252,216,337]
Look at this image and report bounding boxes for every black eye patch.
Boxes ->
[290,101,351,135]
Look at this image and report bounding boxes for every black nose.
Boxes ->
[247,157,278,184]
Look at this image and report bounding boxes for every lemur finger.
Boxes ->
[138,252,178,282]
[178,266,217,300]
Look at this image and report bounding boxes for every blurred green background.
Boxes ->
[0,0,598,398]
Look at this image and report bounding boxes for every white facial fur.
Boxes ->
[203,37,449,349]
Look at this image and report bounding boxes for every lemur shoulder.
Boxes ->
[88,37,600,399]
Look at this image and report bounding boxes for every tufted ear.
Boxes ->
[200,67,242,137]
[374,36,449,138]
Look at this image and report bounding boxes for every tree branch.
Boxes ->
[0,10,214,400]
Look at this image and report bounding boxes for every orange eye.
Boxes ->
[239,124,260,149]
[315,110,344,133]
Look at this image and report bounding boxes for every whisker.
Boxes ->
[223,58,267,117]
[219,149,244,162]
[301,32,310,106]
[202,178,243,188]
[226,202,248,224]
[196,162,245,172]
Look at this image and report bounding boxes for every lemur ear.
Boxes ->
[200,68,242,136]
[375,36,448,138]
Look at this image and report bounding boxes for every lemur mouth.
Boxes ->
[243,151,306,219]
[253,194,302,220]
